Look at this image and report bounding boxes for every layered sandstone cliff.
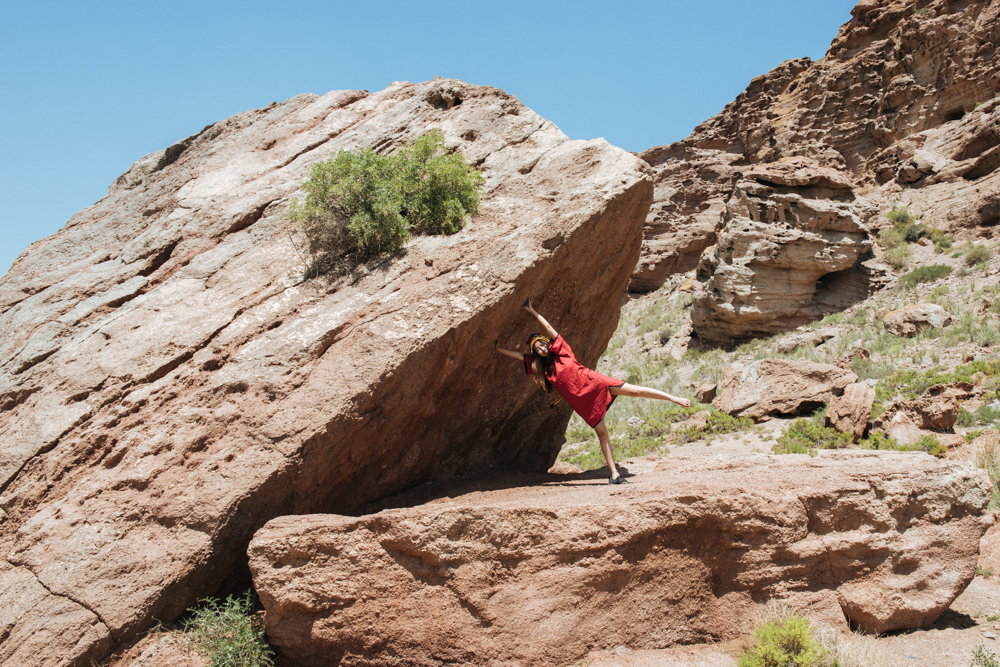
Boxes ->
[634,0,1000,341]
[0,79,652,667]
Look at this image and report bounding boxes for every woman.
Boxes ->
[497,299,690,484]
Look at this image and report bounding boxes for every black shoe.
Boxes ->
[609,476,629,485]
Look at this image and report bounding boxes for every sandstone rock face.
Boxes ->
[248,454,991,666]
[877,382,971,432]
[884,411,924,447]
[690,162,878,344]
[775,327,838,354]
[713,359,858,421]
[825,381,876,441]
[0,79,653,666]
[884,303,953,337]
[634,0,1000,307]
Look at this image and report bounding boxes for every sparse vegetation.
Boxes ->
[965,243,993,267]
[977,564,994,579]
[289,129,483,276]
[674,410,754,444]
[972,644,1000,667]
[184,591,274,667]
[738,614,830,667]
[899,264,952,288]
[773,409,851,455]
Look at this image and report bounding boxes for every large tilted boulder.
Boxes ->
[248,453,991,666]
[0,79,653,667]
[713,359,858,421]
[690,161,878,344]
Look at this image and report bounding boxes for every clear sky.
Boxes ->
[0,0,859,276]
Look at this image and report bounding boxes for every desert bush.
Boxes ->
[965,243,993,267]
[860,430,945,456]
[859,430,897,450]
[184,591,274,667]
[912,434,947,457]
[960,405,1000,426]
[899,264,951,288]
[929,228,953,252]
[773,412,852,455]
[884,243,911,270]
[972,644,1000,667]
[738,615,830,667]
[885,206,916,227]
[674,410,753,444]
[877,226,906,250]
[289,130,484,275]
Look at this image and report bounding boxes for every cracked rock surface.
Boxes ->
[248,452,991,667]
[0,78,653,666]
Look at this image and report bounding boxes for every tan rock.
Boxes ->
[884,304,952,337]
[876,382,972,432]
[694,384,717,404]
[690,167,878,344]
[825,381,876,441]
[0,79,652,666]
[776,328,838,354]
[884,412,923,446]
[248,453,992,666]
[713,359,858,421]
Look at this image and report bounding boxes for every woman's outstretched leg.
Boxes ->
[610,383,691,407]
[594,419,625,483]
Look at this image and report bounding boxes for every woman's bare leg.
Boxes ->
[593,419,621,480]
[610,383,691,407]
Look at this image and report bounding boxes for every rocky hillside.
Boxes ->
[0,79,652,667]
[631,0,1000,344]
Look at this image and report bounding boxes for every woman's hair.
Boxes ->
[527,334,555,392]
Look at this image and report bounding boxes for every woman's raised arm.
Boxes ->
[495,340,524,361]
[522,298,558,339]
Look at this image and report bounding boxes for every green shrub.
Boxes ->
[929,285,950,300]
[961,405,1000,426]
[929,228,953,252]
[886,206,916,227]
[290,129,484,275]
[860,430,898,450]
[912,434,947,457]
[966,244,993,267]
[899,264,952,288]
[738,615,830,667]
[774,415,852,455]
[675,410,753,444]
[884,243,911,270]
[972,644,1000,667]
[877,227,906,250]
[184,591,274,667]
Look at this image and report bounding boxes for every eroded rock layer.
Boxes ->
[249,453,991,667]
[0,79,653,666]
[690,160,878,343]
[634,0,1000,334]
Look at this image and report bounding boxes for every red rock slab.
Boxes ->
[248,452,991,667]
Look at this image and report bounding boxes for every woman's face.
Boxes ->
[533,340,549,357]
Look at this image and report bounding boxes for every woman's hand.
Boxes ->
[522,297,536,315]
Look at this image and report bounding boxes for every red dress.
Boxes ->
[524,335,624,428]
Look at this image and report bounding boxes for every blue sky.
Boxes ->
[0,1,858,276]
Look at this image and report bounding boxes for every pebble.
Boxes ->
[985,632,997,639]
